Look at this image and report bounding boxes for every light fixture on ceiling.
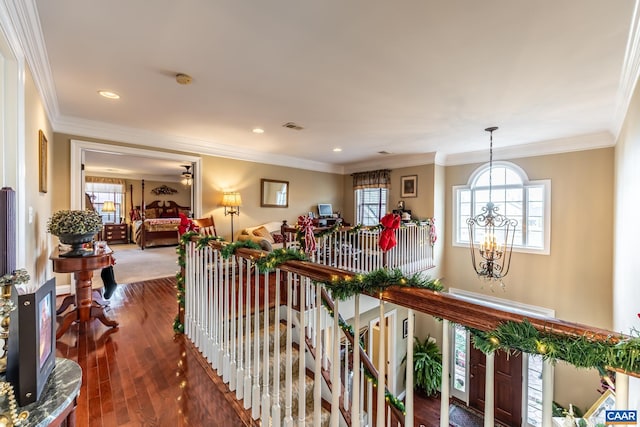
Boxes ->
[333,147,342,152]
[466,126,518,289]
[98,90,120,99]
[252,128,265,134]
[181,165,193,186]
[221,192,242,242]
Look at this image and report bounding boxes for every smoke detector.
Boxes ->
[176,73,193,85]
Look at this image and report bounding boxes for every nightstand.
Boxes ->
[102,223,128,244]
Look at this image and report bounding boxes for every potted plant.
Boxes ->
[47,210,103,257]
[403,335,442,397]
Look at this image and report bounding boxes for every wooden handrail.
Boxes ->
[197,239,637,378]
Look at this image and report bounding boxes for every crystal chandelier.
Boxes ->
[467,127,518,288]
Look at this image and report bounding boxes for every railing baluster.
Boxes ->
[223,255,231,382]
[243,258,252,409]
[271,269,282,426]
[284,272,294,426]
[313,282,322,426]
[261,269,271,423]
[352,294,360,427]
[229,255,237,391]
[252,266,261,418]
[236,256,244,400]
[406,308,414,427]
[330,298,340,427]
[297,277,306,424]
[377,300,385,427]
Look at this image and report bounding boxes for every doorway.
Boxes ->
[369,309,397,394]
[469,347,523,426]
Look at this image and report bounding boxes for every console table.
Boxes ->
[1,358,81,426]
[51,247,119,339]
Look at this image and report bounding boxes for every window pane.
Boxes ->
[528,186,544,201]
[475,171,491,187]
[491,167,507,186]
[505,168,523,185]
[460,202,471,216]
[529,201,543,217]
[460,190,471,203]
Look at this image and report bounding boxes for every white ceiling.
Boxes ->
[21,0,640,174]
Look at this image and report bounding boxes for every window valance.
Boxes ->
[352,169,391,189]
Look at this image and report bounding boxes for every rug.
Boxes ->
[106,243,179,284]
[449,403,485,427]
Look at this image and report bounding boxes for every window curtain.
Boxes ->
[85,177,126,193]
[352,169,391,189]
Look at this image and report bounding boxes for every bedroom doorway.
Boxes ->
[70,140,202,216]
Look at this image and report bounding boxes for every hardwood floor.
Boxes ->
[55,275,457,427]
[56,277,251,427]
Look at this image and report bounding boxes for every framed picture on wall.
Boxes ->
[38,130,47,193]
[401,175,417,198]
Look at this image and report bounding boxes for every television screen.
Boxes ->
[318,204,333,218]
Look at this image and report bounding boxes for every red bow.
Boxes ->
[297,215,317,253]
[379,213,401,252]
[178,213,199,235]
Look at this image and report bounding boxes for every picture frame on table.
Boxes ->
[583,389,616,426]
[38,130,47,193]
[401,175,417,198]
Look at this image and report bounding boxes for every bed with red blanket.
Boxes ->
[133,200,190,249]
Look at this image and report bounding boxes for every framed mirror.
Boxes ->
[261,178,289,208]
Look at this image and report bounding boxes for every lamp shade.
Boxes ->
[221,192,242,207]
[102,201,116,212]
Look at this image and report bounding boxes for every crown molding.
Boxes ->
[56,115,344,175]
[614,0,640,139]
[9,0,59,123]
[342,153,437,175]
[442,131,615,166]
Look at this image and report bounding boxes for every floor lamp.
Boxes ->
[221,192,242,242]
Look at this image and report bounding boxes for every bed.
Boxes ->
[133,182,190,249]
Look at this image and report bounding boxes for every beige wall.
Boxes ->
[614,77,640,408]
[24,65,54,286]
[444,148,614,410]
[51,134,345,243]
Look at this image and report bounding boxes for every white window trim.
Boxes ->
[452,161,551,255]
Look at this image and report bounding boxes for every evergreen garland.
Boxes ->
[254,248,309,273]
[220,240,262,259]
[468,320,640,376]
[173,231,200,333]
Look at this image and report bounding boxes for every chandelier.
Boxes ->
[181,165,193,186]
[466,127,518,288]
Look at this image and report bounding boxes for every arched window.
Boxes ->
[453,161,550,253]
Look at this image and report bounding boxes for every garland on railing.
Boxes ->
[254,248,309,273]
[467,320,640,375]
[174,231,201,333]
[219,240,262,259]
[195,235,225,250]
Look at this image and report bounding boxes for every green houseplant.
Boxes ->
[403,335,442,397]
[47,210,103,257]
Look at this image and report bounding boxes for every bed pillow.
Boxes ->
[252,226,275,243]
[163,207,177,218]
[145,208,158,219]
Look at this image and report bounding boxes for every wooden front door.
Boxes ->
[469,347,522,426]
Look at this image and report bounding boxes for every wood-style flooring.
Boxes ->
[55,275,459,427]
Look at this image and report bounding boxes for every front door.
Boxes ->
[469,347,522,426]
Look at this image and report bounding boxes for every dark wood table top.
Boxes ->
[50,247,113,273]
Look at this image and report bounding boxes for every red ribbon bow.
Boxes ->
[379,213,401,252]
[297,215,317,253]
[178,213,199,236]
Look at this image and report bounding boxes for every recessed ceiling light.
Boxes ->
[252,128,265,134]
[98,90,120,99]
[333,148,342,152]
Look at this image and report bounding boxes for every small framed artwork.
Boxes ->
[584,389,616,426]
[38,130,47,193]
[402,318,409,338]
[401,175,417,198]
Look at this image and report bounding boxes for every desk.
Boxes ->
[51,248,118,338]
[2,358,81,426]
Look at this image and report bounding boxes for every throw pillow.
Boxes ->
[273,233,284,244]
[252,226,274,243]
[145,208,158,219]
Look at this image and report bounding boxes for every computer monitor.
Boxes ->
[317,203,333,218]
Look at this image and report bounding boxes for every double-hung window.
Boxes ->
[85,178,126,224]
[453,161,550,254]
[353,169,391,226]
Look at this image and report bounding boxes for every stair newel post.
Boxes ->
[243,258,252,410]
[376,299,385,427]
[297,277,307,424]
[313,282,323,427]
[352,294,361,427]
[271,269,282,426]
[223,254,231,382]
[283,272,294,426]
[252,265,261,418]
[210,247,218,370]
[330,298,341,427]
[236,257,244,400]
[261,269,271,424]
[229,254,237,391]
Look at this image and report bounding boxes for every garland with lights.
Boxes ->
[467,320,640,376]
[174,231,201,333]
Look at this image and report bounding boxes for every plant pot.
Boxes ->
[57,233,95,257]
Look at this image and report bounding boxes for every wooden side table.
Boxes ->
[51,248,119,339]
